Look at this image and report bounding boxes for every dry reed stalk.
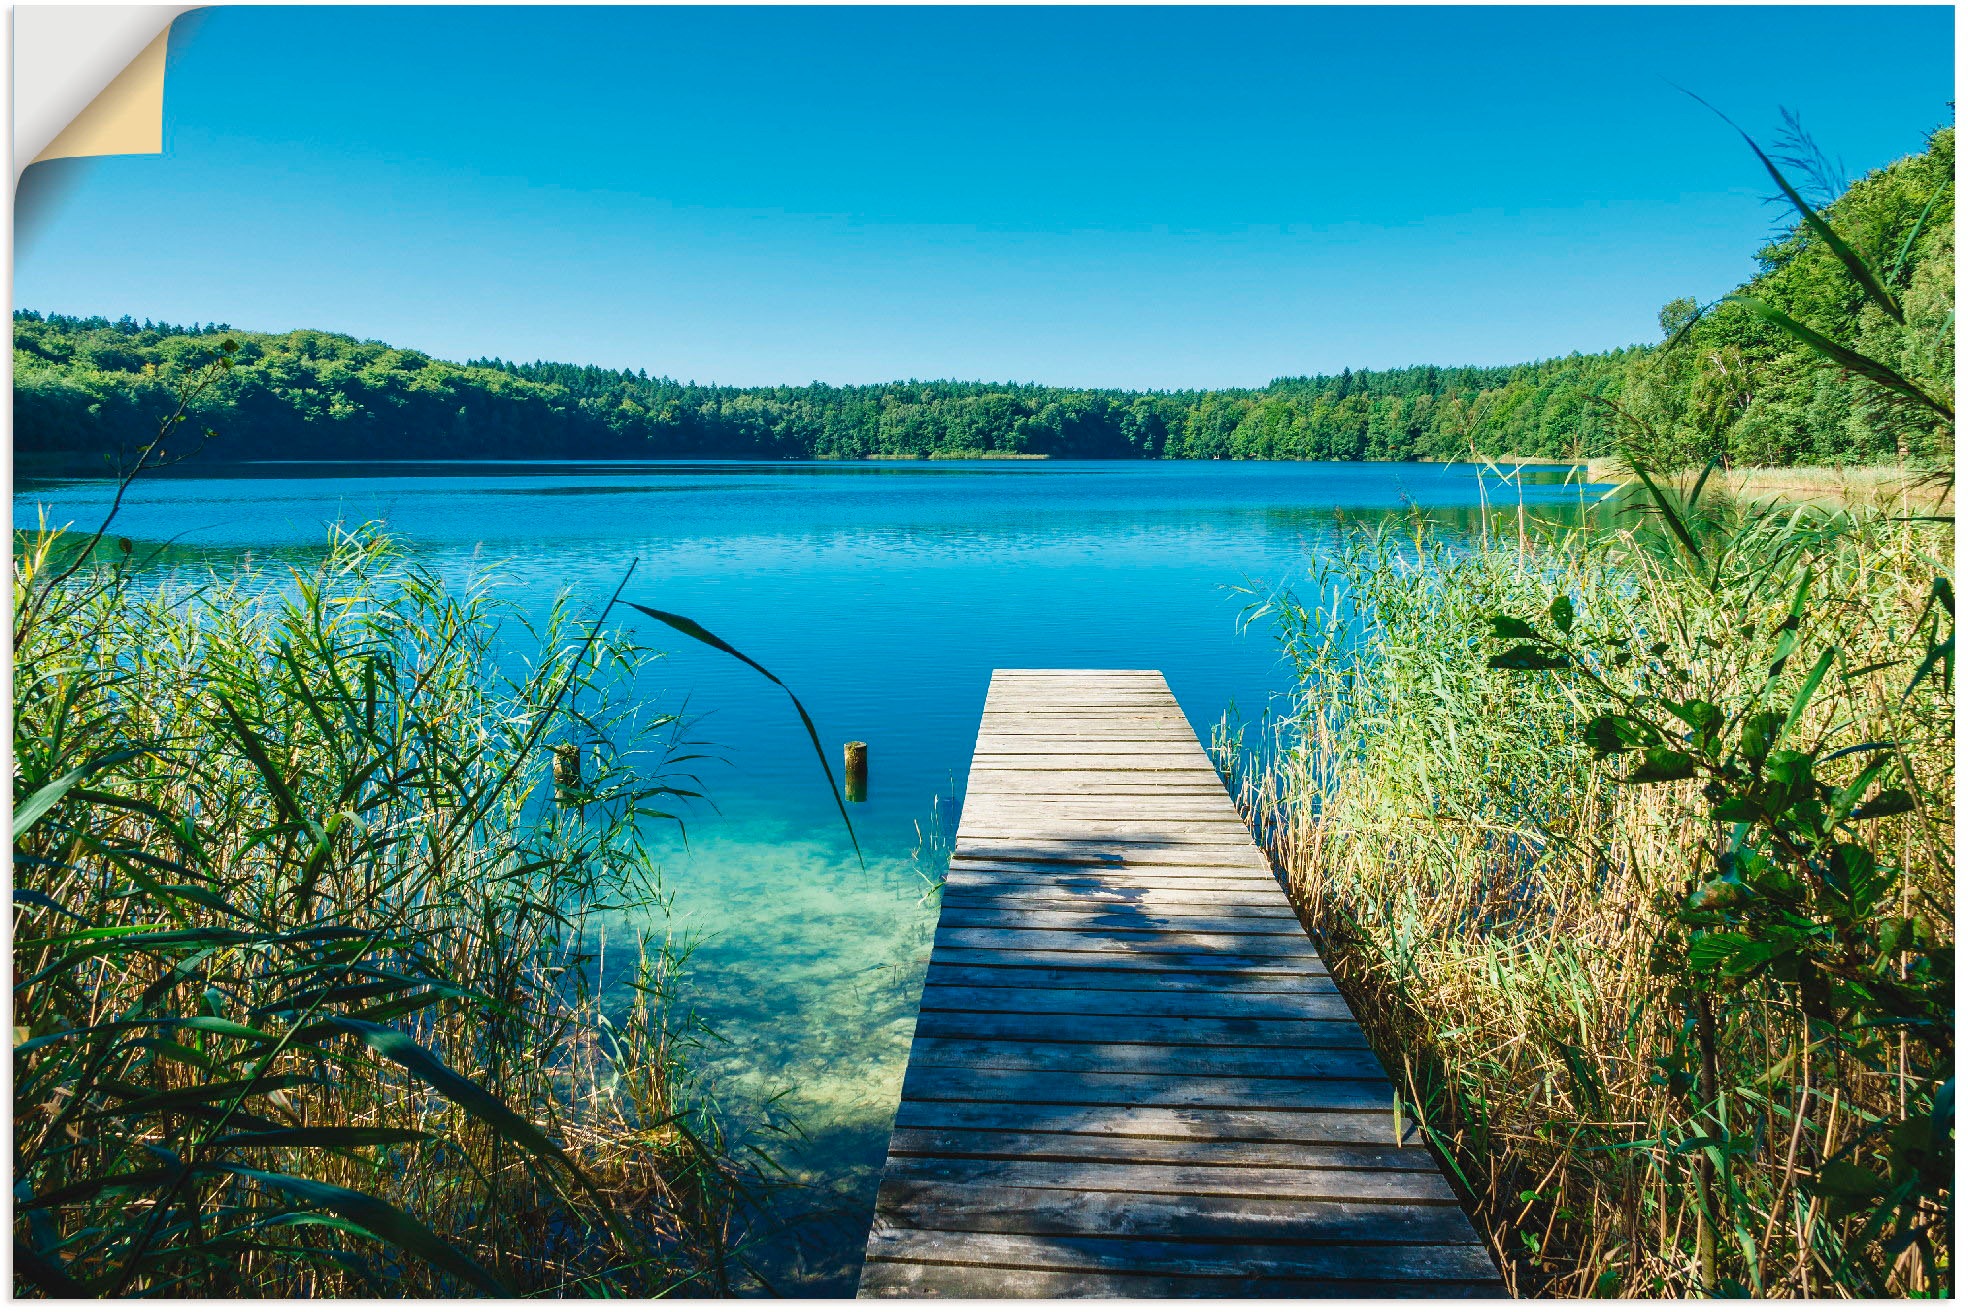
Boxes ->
[1223,498,1952,1297]
[13,525,776,1296]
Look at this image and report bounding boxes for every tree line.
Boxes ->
[14,124,1949,472]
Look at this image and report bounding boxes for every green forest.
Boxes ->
[14,126,1951,473]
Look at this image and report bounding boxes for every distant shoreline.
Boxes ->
[852,450,1051,461]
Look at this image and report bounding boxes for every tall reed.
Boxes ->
[13,520,768,1295]
[1230,484,1952,1296]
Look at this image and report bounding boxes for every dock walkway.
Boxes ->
[857,669,1504,1297]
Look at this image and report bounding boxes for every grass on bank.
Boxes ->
[1227,481,1952,1297]
[12,518,779,1296]
[1561,458,1955,513]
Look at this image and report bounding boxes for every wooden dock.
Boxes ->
[857,669,1505,1298]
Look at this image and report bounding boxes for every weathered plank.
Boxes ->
[861,1264,1504,1298]
[957,798,1246,819]
[928,948,1330,979]
[865,1226,1499,1284]
[929,945,1329,976]
[919,983,1353,1020]
[934,907,1312,935]
[946,858,1279,879]
[965,754,1219,767]
[957,822,1254,841]
[884,1124,1426,1166]
[874,1180,1484,1244]
[904,1023,1376,1064]
[952,843,1273,869]
[943,868,1286,891]
[961,776,1232,795]
[933,927,1321,957]
[882,1156,1457,1203]
[971,731,1206,743]
[888,1098,1409,1144]
[903,1036,1378,1079]
[939,884,1299,910]
[921,963,1333,993]
[860,670,1499,1298]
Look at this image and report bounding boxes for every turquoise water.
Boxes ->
[14,458,1599,1291]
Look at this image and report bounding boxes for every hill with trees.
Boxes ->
[14,125,1950,473]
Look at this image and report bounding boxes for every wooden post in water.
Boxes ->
[553,743,582,806]
[844,740,868,803]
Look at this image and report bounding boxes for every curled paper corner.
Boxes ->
[31,25,171,165]
[17,6,198,172]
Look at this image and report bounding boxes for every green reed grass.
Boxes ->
[13,520,773,1296]
[1228,484,1951,1296]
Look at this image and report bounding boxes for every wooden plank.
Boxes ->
[989,675,1172,686]
[933,927,1319,957]
[989,673,1171,682]
[942,866,1283,890]
[954,830,1256,849]
[971,721,1198,731]
[970,724,1198,735]
[946,855,1276,876]
[961,786,1241,803]
[939,889,1295,913]
[940,900,1299,922]
[942,880,1287,901]
[905,1037,1384,1081]
[984,698,1187,710]
[866,1226,1499,1282]
[884,1125,1425,1168]
[928,945,1328,976]
[968,753,1215,770]
[951,843,1272,870]
[956,818,1253,838]
[873,1180,1484,1244]
[938,896,1302,921]
[860,1260,1503,1299]
[921,963,1333,993]
[881,1156,1456,1204]
[962,784,1238,800]
[889,1099,1407,1144]
[955,815,1249,832]
[860,669,1497,1297]
[962,777,1230,796]
[919,983,1354,1020]
[944,879,1286,899]
[957,816,1245,832]
[899,1068,1389,1110]
[957,796,1244,816]
[952,834,1265,855]
[934,907,1307,936]
[971,736,1207,750]
[971,735,1205,748]
[908,1012,1376,1051]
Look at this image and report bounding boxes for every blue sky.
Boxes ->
[14,5,1955,388]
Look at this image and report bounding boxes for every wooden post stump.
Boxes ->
[553,742,582,806]
[845,740,868,803]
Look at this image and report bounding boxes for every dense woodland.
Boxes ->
[13,126,1951,472]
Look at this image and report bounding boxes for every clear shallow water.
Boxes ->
[14,458,1599,1291]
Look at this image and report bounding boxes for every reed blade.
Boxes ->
[625,602,863,868]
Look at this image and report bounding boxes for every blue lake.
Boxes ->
[13,458,1601,1292]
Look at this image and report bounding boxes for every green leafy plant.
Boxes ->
[1482,522,1952,1292]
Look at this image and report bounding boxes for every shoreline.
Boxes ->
[1469,453,1953,511]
